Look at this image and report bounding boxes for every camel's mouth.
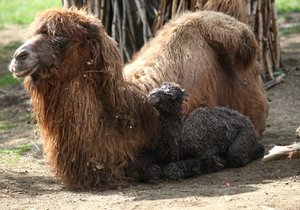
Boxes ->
[9,61,39,78]
[9,37,41,78]
[146,95,160,105]
[13,65,39,78]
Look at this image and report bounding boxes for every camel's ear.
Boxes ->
[81,22,103,61]
[83,23,100,38]
[90,39,101,60]
[171,88,187,100]
[165,89,177,99]
[171,87,187,100]
[100,36,122,65]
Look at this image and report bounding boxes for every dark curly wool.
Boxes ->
[133,82,265,182]
[147,83,186,163]
[181,107,265,167]
[125,83,184,183]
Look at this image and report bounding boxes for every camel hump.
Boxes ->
[197,11,258,73]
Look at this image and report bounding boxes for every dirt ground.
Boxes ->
[0,21,300,209]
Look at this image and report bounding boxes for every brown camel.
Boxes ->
[9,8,268,189]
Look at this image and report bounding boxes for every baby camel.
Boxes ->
[144,82,265,181]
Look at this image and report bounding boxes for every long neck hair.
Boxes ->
[24,15,157,189]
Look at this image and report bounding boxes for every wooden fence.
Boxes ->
[63,0,282,83]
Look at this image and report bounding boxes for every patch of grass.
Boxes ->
[0,73,21,87]
[0,122,17,130]
[0,41,23,71]
[0,0,61,26]
[1,41,22,52]
[0,144,31,165]
[273,69,285,77]
[276,0,300,14]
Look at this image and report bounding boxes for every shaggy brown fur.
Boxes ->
[124,11,268,137]
[201,0,249,24]
[10,9,156,189]
[9,9,268,189]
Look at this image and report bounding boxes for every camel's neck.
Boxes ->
[158,109,183,130]
[156,102,183,119]
[24,73,158,187]
[26,73,156,136]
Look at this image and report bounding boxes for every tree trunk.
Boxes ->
[62,0,85,8]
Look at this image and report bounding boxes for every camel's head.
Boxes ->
[147,82,187,115]
[9,8,116,80]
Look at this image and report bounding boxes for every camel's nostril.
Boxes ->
[15,50,29,61]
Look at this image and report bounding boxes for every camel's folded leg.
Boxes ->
[163,157,226,180]
[262,143,300,162]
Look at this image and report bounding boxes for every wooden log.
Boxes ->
[257,0,264,71]
[190,0,196,11]
[177,0,183,15]
[172,0,178,17]
[134,0,152,42]
[264,73,285,90]
[182,0,187,11]
[100,0,105,21]
[111,0,118,40]
[122,0,130,60]
[87,0,94,16]
[264,42,274,80]
[103,0,111,31]
[251,0,258,31]
[246,0,252,29]
[125,1,135,42]
[263,143,300,162]
[94,0,100,19]
[268,35,276,71]
[271,0,281,69]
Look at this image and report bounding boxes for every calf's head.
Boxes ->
[147,82,187,115]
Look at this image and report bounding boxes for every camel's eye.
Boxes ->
[51,37,70,51]
[39,27,48,35]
